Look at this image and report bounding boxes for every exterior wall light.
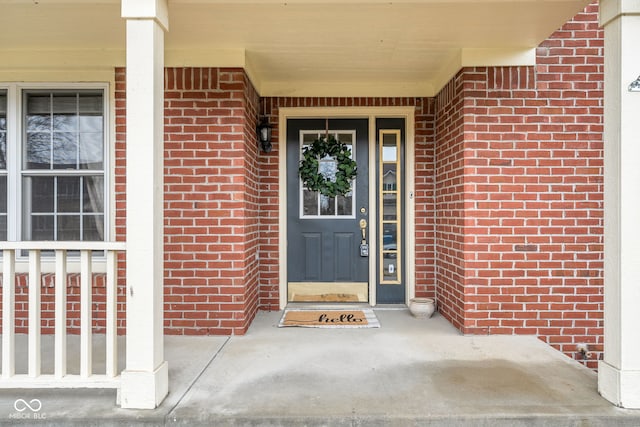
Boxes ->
[629,75,640,92]
[257,118,273,153]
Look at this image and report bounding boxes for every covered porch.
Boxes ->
[1,310,639,425]
[1,0,640,412]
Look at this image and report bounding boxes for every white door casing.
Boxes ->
[277,107,416,309]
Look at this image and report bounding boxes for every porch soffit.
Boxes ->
[0,0,592,97]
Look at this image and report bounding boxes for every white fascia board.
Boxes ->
[260,80,434,98]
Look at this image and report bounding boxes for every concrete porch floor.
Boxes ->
[1,309,639,426]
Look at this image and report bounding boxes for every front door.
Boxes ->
[287,119,369,302]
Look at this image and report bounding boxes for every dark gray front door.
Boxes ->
[287,119,369,302]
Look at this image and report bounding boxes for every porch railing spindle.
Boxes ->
[2,249,16,378]
[105,250,117,378]
[80,250,92,378]
[55,250,67,378]
[28,250,41,378]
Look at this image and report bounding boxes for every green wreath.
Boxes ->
[299,135,358,197]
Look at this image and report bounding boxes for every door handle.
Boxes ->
[359,219,367,242]
[359,219,369,257]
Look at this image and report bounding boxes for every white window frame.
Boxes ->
[0,82,111,272]
[0,88,8,239]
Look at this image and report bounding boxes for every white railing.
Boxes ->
[0,242,125,388]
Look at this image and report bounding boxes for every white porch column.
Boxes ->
[599,0,640,409]
[120,0,169,409]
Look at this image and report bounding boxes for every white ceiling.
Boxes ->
[0,0,593,96]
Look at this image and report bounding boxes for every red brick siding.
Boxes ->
[434,72,467,331]
[115,68,128,336]
[116,67,260,335]
[415,99,437,299]
[1,273,113,335]
[241,73,261,330]
[434,3,604,367]
[255,99,280,311]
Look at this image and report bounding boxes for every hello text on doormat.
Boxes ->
[278,309,380,328]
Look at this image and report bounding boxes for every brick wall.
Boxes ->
[414,99,437,299]
[0,274,113,334]
[241,72,261,330]
[116,67,260,335]
[434,3,604,367]
[434,73,467,331]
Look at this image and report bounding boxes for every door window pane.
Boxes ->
[319,194,336,216]
[383,223,397,246]
[337,133,353,145]
[382,253,398,281]
[382,133,397,162]
[318,157,337,182]
[300,131,355,218]
[382,193,397,220]
[336,194,352,216]
[303,189,319,216]
[382,164,397,191]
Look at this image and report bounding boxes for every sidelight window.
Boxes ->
[379,130,401,284]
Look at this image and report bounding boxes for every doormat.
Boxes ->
[278,308,380,328]
[290,293,361,303]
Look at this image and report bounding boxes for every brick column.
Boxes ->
[119,0,169,409]
[599,0,640,408]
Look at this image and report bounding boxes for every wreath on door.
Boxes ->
[299,134,358,197]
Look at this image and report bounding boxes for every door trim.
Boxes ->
[278,107,416,309]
